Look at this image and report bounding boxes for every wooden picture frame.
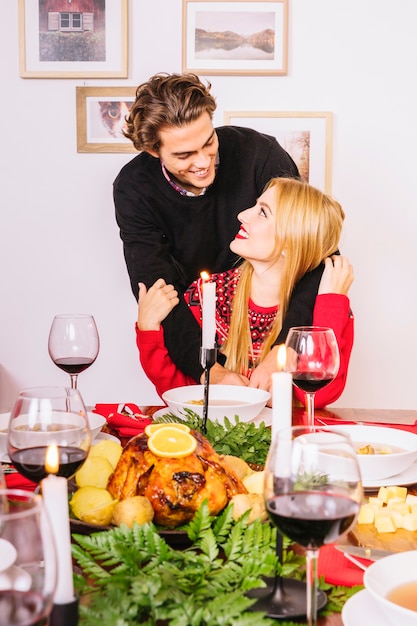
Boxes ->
[224,111,333,192]
[19,0,128,78]
[182,0,288,76]
[76,86,137,153]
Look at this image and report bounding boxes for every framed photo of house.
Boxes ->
[76,86,137,153]
[182,0,288,75]
[224,111,333,192]
[18,0,128,78]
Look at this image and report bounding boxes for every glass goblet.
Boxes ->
[285,326,340,427]
[7,386,91,485]
[0,489,57,626]
[265,425,362,626]
[48,314,100,390]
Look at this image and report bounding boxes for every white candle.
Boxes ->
[201,272,216,349]
[271,344,293,442]
[41,444,75,605]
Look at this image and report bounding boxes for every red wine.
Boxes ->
[292,374,334,393]
[53,356,95,375]
[267,492,359,549]
[9,446,87,482]
[0,589,49,625]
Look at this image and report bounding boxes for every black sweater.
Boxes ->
[114,125,323,381]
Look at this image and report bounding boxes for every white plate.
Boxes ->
[342,588,391,625]
[152,406,272,427]
[363,459,417,490]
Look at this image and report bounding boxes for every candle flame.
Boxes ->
[45,443,59,475]
[200,271,210,281]
[277,344,287,371]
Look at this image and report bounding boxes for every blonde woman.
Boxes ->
[136,177,354,408]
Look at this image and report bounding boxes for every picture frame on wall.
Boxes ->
[224,111,333,192]
[182,0,288,76]
[18,0,128,78]
[76,86,137,153]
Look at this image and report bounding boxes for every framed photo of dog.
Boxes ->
[76,86,137,153]
[18,0,128,78]
[182,0,288,75]
[224,111,333,192]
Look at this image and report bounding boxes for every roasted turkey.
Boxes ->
[107,429,248,527]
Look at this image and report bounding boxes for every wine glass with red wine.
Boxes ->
[0,488,57,625]
[7,387,91,485]
[264,425,362,626]
[48,314,100,389]
[285,326,340,427]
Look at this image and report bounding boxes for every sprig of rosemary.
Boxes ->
[154,409,271,466]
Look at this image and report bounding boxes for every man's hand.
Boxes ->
[201,362,250,386]
[318,255,354,296]
[137,279,179,331]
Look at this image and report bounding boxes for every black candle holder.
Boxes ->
[49,596,79,626]
[200,347,217,435]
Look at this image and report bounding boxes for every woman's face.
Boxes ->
[230,186,278,263]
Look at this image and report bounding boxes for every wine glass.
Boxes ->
[264,425,362,626]
[0,488,57,625]
[48,314,100,389]
[285,326,340,427]
[6,387,91,486]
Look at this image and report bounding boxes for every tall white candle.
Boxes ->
[41,444,75,605]
[271,344,293,442]
[201,272,216,349]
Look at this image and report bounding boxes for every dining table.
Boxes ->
[108,404,417,626]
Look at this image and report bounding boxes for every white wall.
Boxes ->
[1,0,416,411]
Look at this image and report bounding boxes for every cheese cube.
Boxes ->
[406,494,417,505]
[387,497,407,508]
[402,513,417,531]
[357,504,375,525]
[385,486,407,502]
[368,496,384,507]
[377,486,389,503]
[375,514,397,533]
[410,504,417,515]
[390,510,404,529]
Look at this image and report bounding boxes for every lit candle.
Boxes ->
[200,271,216,349]
[271,344,293,441]
[41,444,75,605]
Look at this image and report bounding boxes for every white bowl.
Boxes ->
[329,425,417,481]
[162,384,270,424]
[0,410,105,453]
[364,550,417,626]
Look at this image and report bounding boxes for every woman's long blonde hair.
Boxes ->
[221,177,345,374]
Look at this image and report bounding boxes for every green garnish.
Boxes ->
[72,501,359,625]
[154,409,271,466]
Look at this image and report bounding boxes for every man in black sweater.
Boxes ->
[114,72,323,392]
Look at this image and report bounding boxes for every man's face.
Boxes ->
[151,111,219,195]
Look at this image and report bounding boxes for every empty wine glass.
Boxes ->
[264,425,362,626]
[48,314,100,389]
[0,489,57,625]
[7,387,91,486]
[285,326,340,427]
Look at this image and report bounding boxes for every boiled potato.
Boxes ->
[75,456,114,489]
[243,470,265,494]
[230,493,267,523]
[70,486,117,526]
[221,455,253,480]
[89,439,123,469]
[112,496,154,528]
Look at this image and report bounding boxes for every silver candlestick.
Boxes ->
[200,347,217,434]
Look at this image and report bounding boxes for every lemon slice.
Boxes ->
[147,426,197,458]
[144,422,190,437]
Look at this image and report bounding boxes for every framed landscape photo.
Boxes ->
[224,111,333,192]
[182,0,288,75]
[76,86,137,153]
[19,0,128,78]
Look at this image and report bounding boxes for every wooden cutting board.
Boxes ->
[350,523,417,552]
